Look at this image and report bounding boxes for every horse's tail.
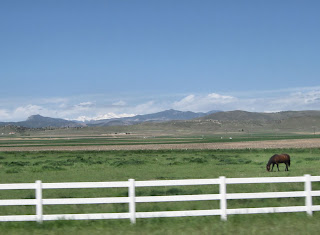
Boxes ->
[285,154,290,166]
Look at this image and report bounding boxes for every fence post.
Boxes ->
[219,176,227,221]
[129,179,136,224]
[35,180,43,223]
[304,174,313,216]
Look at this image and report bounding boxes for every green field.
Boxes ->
[1,133,320,148]
[1,148,320,234]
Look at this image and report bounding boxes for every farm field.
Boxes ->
[0,133,320,151]
[1,147,320,234]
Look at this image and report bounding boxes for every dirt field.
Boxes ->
[0,138,319,151]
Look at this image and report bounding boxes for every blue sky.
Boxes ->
[1,0,320,121]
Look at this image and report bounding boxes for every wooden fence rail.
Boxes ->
[0,174,319,223]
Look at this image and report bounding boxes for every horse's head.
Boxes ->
[266,164,270,172]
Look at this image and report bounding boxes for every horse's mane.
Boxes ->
[267,154,278,165]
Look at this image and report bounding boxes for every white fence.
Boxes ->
[0,174,319,223]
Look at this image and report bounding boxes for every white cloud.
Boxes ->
[13,105,44,119]
[40,97,69,104]
[173,95,195,108]
[231,89,320,112]
[71,101,160,122]
[75,102,95,108]
[74,113,135,122]
[298,90,320,105]
[172,89,320,113]
[0,109,10,121]
[112,100,127,106]
[207,93,236,103]
[134,101,158,114]
[173,93,237,112]
[1,87,320,122]
[9,104,59,121]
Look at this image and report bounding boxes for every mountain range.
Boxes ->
[0,109,220,128]
[199,110,320,122]
[0,115,86,128]
[86,109,220,126]
[1,109,320,129]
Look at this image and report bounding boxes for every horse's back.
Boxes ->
[270,153,290,163]
[277,154,290,163]
[282,153,290,158]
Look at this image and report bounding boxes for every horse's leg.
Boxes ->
[277,163,279,171]
[271,163,274,172]
[286,163,289,171]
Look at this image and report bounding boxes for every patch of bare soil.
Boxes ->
[0,139,319,151]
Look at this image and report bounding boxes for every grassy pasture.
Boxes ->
[1,133,320,148]
[1,148,320,234]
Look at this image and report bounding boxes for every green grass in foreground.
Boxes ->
[1,148,320,234]
[2,213,320,235]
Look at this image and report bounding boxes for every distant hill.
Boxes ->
[86,109,220,126]
[22,115,87,128]
[0,115,85,128]
[199,110,320,122]
[1,110,320,132]
[121,110,320,135]
[0,110,221,128]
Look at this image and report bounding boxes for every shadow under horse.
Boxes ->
[266,154,290,172]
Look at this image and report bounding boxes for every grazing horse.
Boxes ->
[266,154,290,172]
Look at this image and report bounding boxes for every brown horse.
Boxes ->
[266,154,290,172]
